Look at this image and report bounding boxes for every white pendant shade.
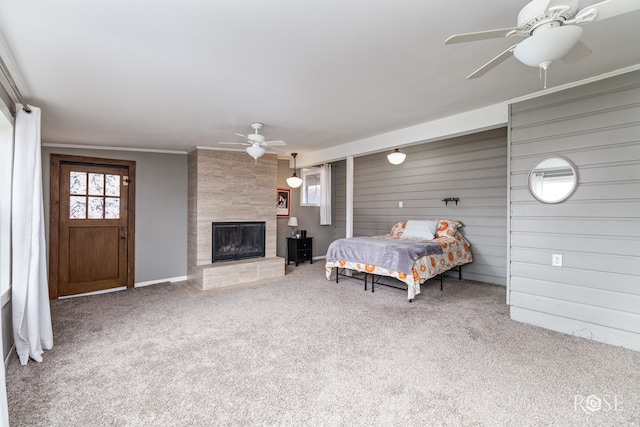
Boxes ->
[246,144,266,160]
[514,25,583,68]
[387,149,406,165]
[286,174,303,188]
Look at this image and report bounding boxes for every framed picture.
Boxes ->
[276,189,290,217]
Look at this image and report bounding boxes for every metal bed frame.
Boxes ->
[333,265,463,302]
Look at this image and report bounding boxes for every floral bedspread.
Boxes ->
[324,234,473,300]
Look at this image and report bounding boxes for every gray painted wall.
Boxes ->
[41,147,188,284]
[332,129,508,285]
[276,158,335,261]
[276,159,293,259]
[509,70,640,351]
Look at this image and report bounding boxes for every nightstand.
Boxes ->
[287,237,313,266]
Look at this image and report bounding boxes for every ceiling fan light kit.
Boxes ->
[246,144,266,160]
[513,24,583,67]
[287,153,303,188]
[387,149,406,165]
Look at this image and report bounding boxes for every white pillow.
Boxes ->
[401,220,438,240]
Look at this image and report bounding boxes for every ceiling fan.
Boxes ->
[218,122,286,162]
[445,0,640,86]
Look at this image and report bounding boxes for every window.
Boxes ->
[300,167,321,206]
[69,171,121,219]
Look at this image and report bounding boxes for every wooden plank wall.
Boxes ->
[332,128,508,285]
[509,70,640,350]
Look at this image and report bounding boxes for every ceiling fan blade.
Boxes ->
[445,28,521,44]
[235,133,246,138]
[219,142,249,146]
[579,0,640,22]
[562,40,592,64]
[267,147,287,154]
[466,44,518,79]
[264,140,287,147]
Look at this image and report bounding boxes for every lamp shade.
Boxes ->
[514,25,583,68]
[287,217,298,227]
[286,174,303,188]
[387,149,406,165]
[246,144,266,160]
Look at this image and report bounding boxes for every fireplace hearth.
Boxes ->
[212,222,266,263]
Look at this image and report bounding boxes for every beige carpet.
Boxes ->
[6,262,640,426]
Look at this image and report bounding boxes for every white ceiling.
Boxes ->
[1,0,639,163]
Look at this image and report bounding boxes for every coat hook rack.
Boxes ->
[442,197,459,206]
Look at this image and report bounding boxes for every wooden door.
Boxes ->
[50,155,136,298]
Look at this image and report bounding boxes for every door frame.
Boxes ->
[49,154,136,299]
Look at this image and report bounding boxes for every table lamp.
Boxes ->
[287,217,298,237]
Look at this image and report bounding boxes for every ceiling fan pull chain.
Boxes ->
[539,66,548,89]
[539,66,547,89]
[539,60,551,89]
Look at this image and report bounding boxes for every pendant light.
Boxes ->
[387,149,406,165]
[286,153,303,188]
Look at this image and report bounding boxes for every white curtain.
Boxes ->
[12,104,53,365]
[320,163,332,225]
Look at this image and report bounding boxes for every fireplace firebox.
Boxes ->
[212,222,266,263]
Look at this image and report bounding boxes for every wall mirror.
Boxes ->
[528,156,578,204]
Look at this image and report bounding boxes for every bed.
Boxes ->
[325,219,473,301]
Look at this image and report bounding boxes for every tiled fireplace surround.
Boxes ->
[187,149,285,290]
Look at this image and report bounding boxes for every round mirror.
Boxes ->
[528,156,578,204]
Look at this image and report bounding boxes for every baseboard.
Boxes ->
[57,276,188,298]
[510,307,640,352]
[59,286,127,299]
[312,255,326,261]
[135,276,187,288]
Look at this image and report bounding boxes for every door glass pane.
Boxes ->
[88,197,104,219]
[105,174,120,197]
[105,198,120,219]
[70,196,86,219]
[88,173,104,196]
[70,172,87,195]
